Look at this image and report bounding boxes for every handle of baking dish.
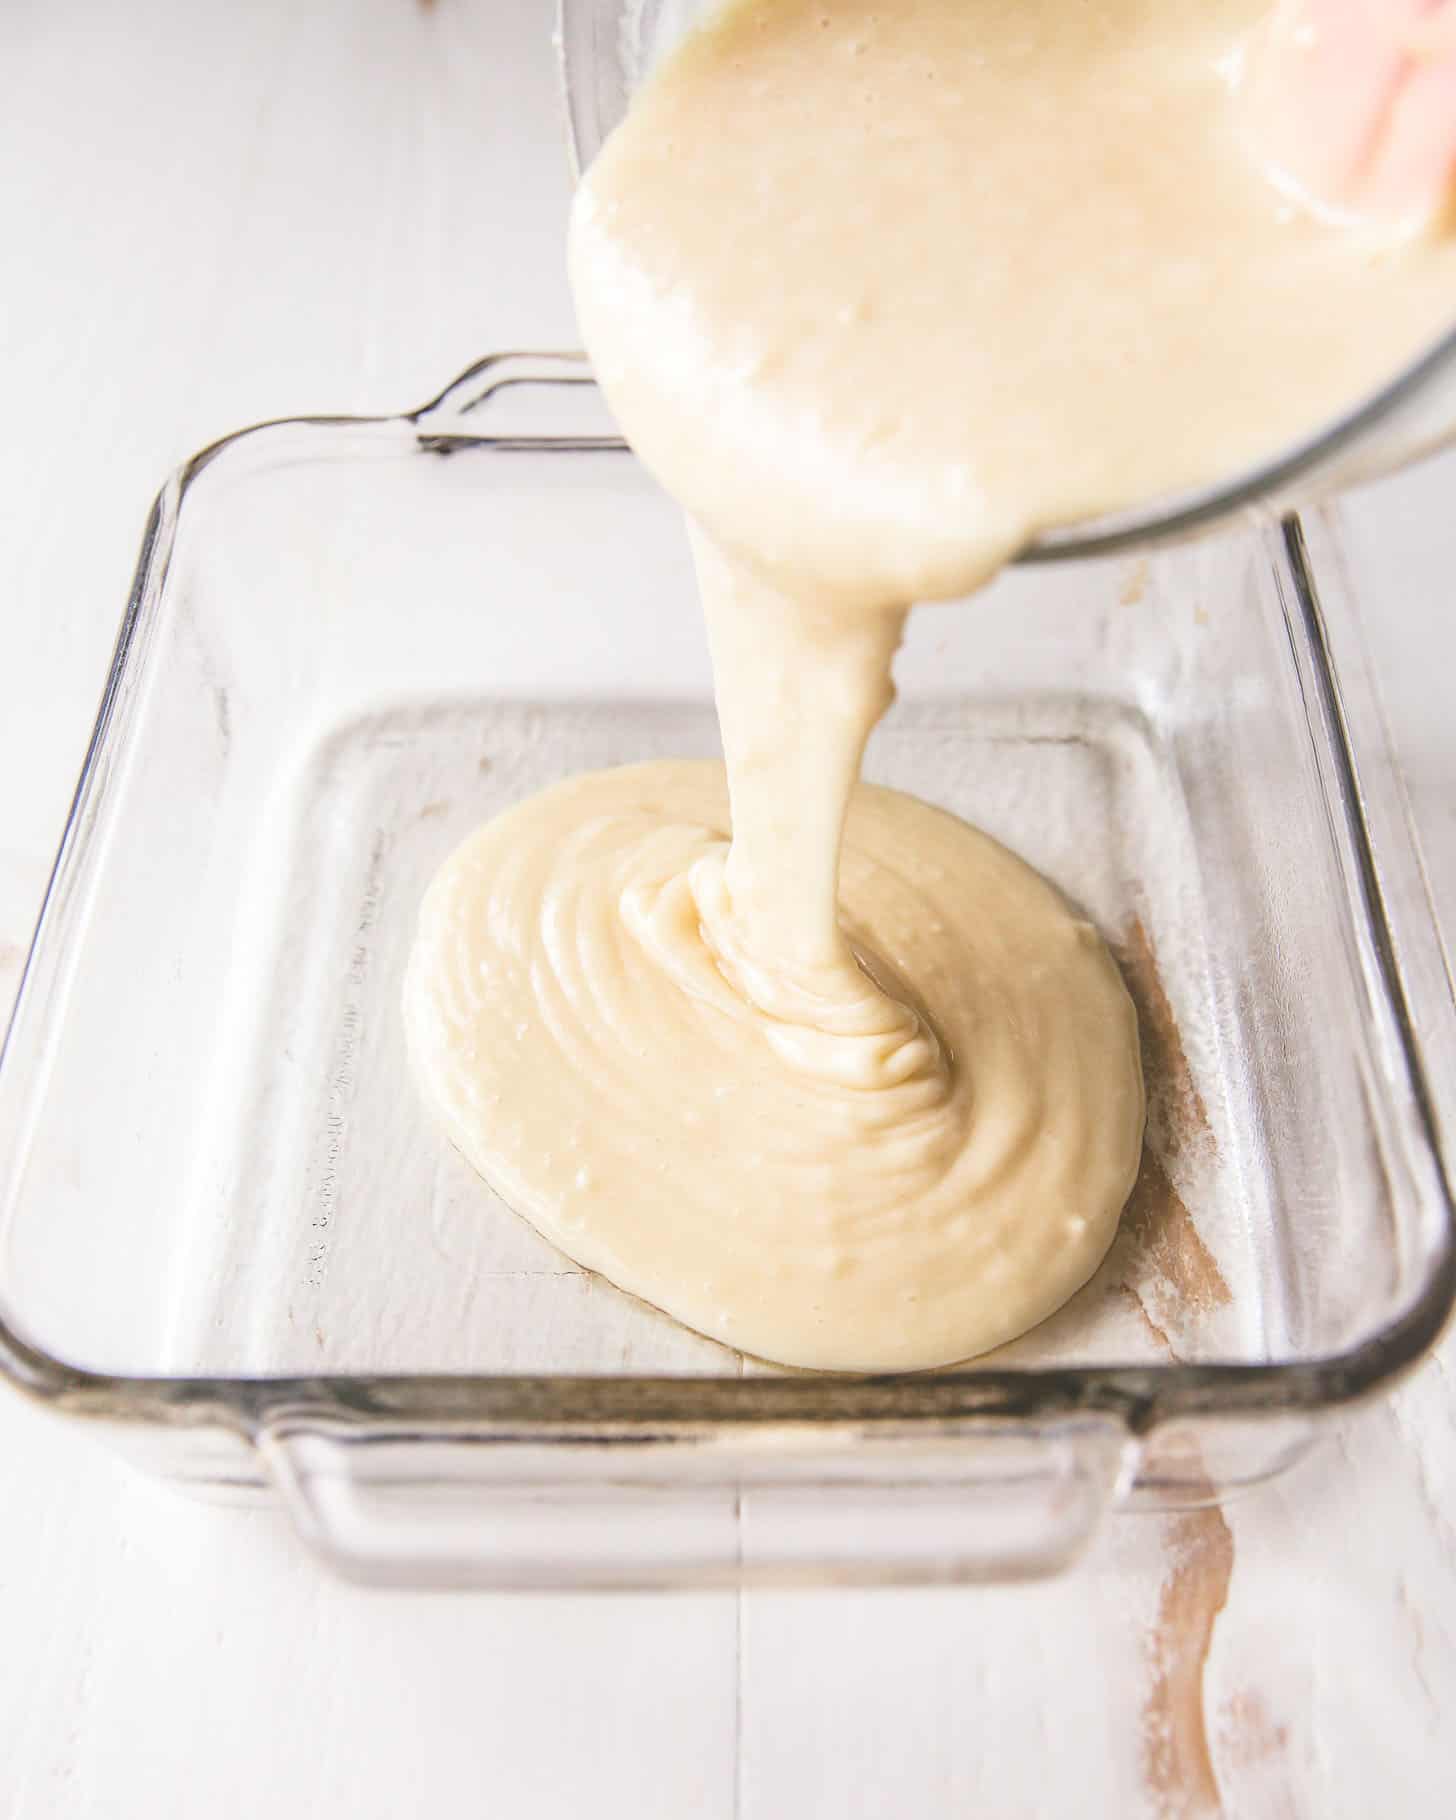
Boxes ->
[410,351,624,449]
[258,1415,1134,1589]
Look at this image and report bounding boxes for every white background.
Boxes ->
[2,2,1454,1814]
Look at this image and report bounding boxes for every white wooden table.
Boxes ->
[1,3,1452,1813]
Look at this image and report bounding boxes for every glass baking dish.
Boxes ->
[1,352,1452,1587]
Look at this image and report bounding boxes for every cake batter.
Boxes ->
[405,0,1454,1369]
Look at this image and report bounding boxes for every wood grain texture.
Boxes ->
[1,2,1454,1815]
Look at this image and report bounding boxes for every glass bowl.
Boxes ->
[555,0,1456,561]
[0,353,1452,1586]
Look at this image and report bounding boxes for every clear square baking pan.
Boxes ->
[1,353,1453,1586]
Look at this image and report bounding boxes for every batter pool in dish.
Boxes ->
[404,761,1144,1373]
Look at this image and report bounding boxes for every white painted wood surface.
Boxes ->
[1,2,1453,1812]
